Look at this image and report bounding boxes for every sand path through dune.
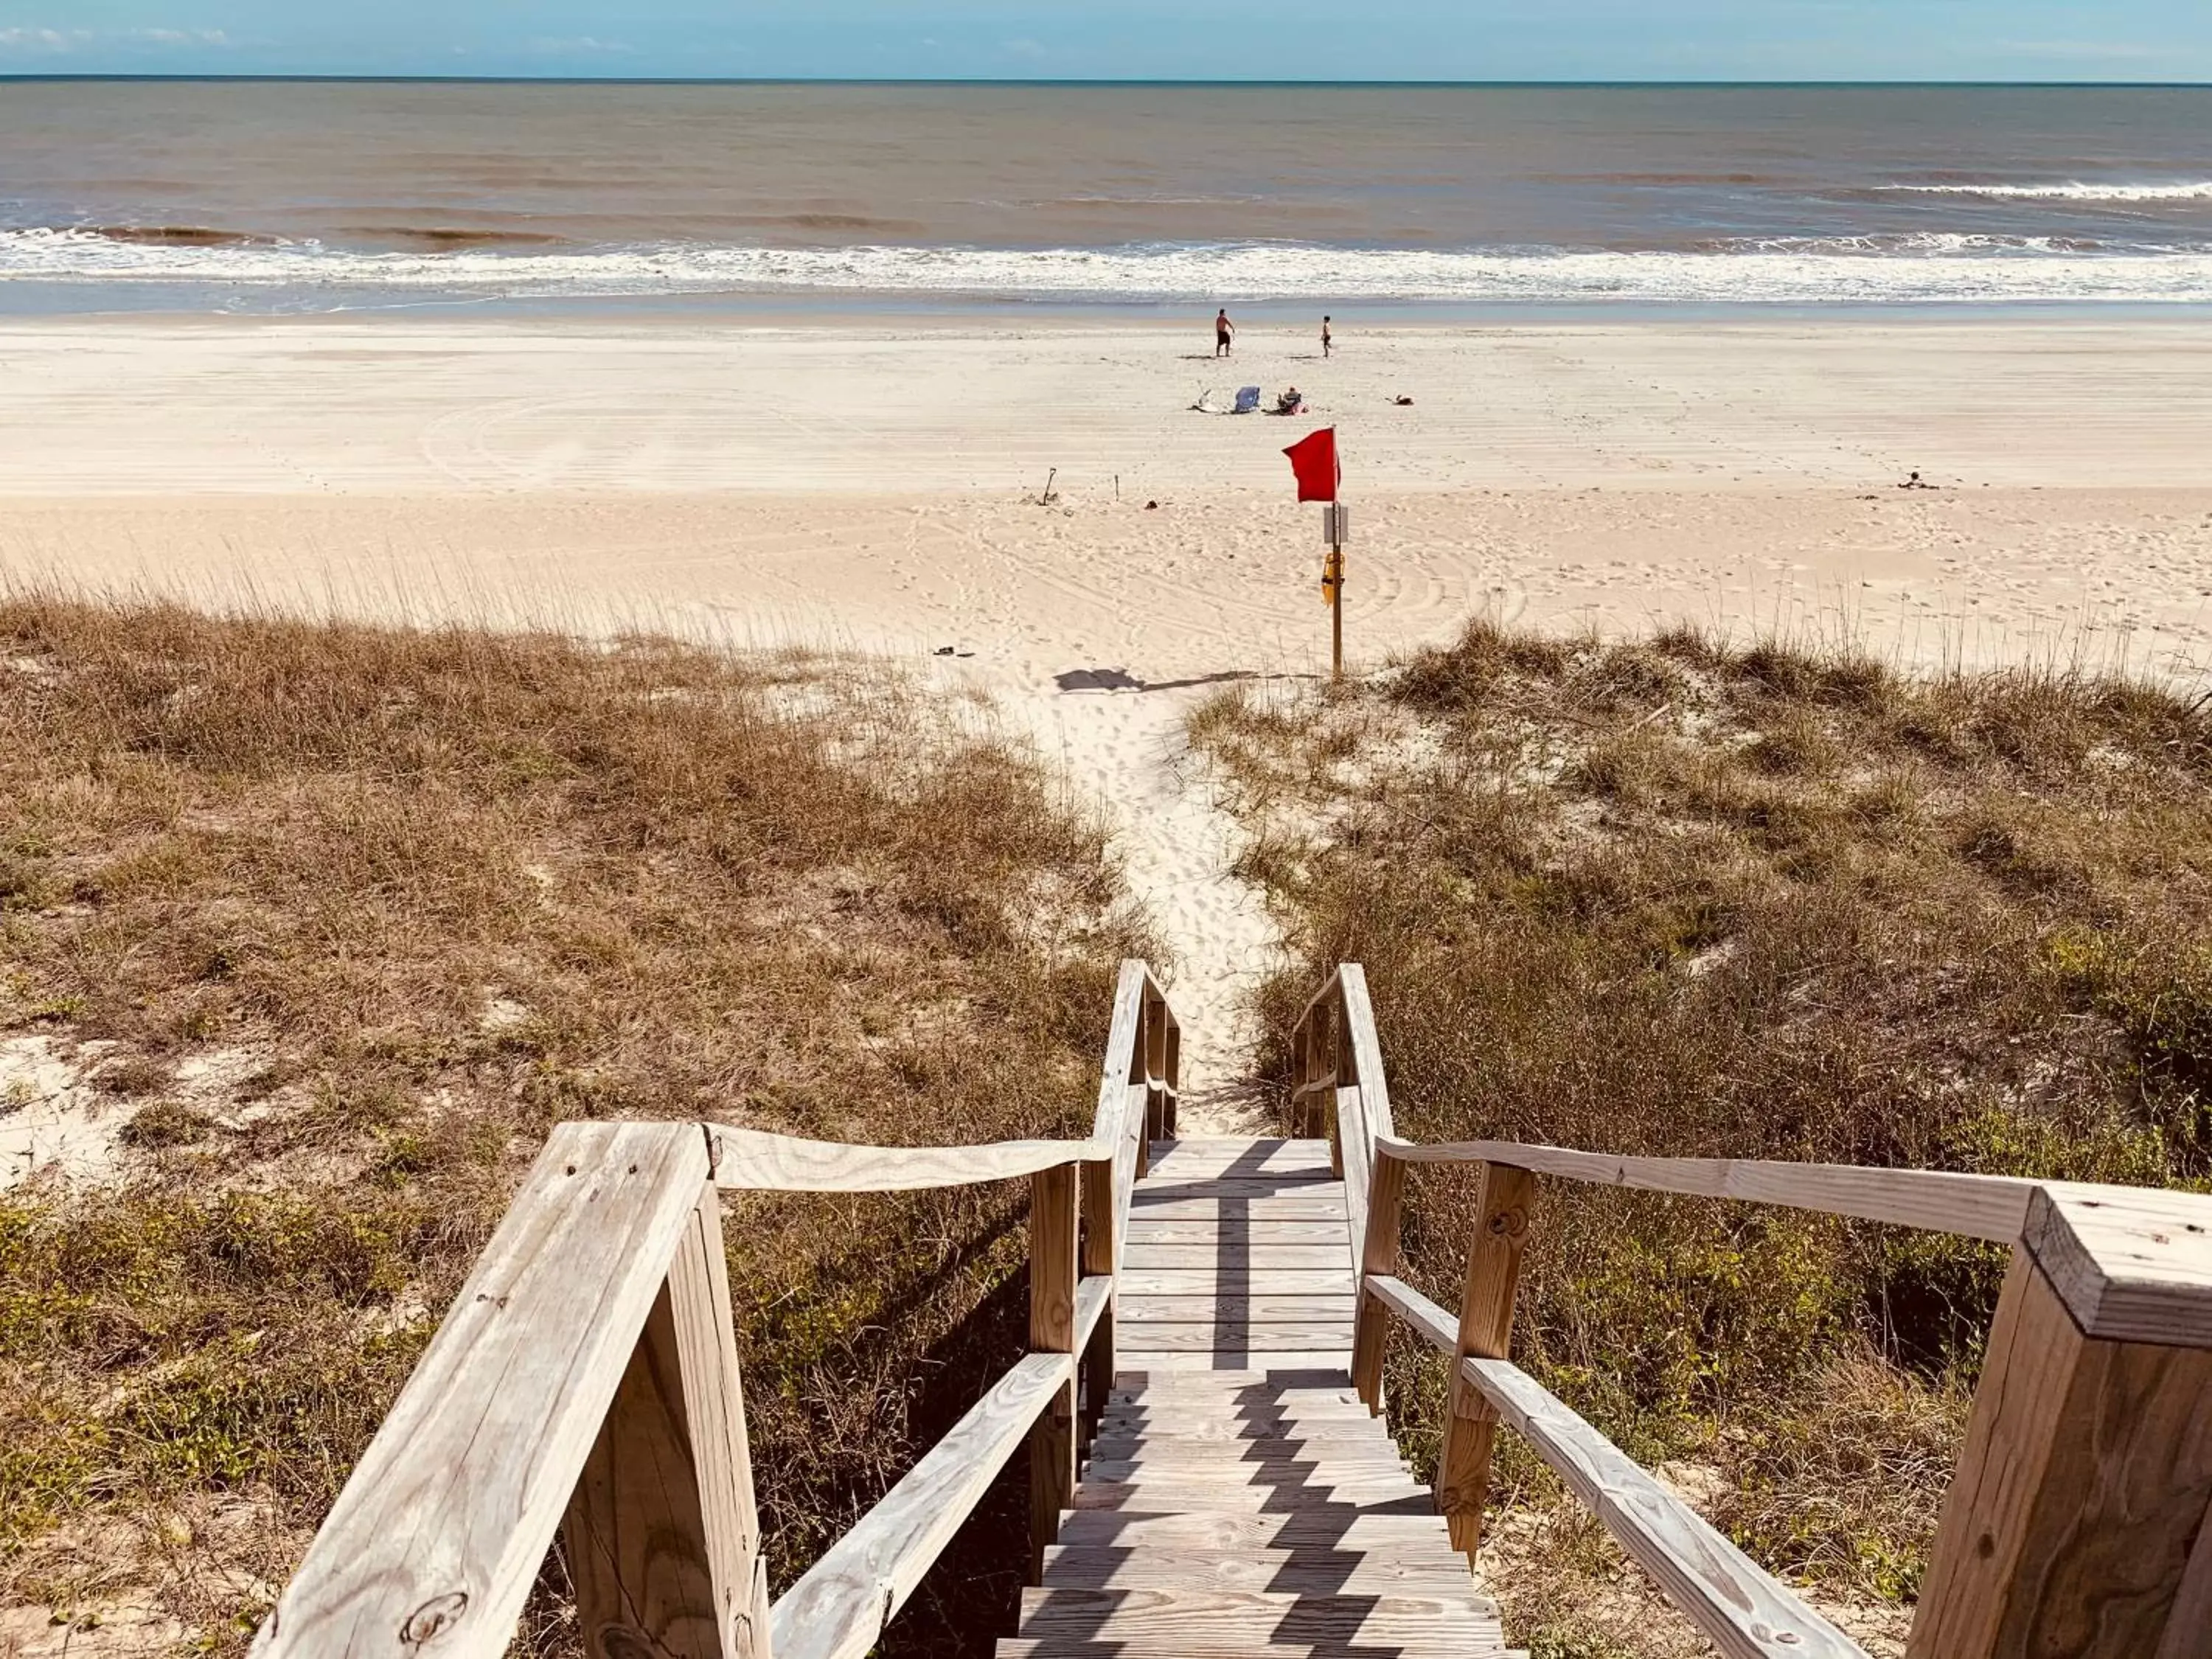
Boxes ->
[7,316,2212,1115]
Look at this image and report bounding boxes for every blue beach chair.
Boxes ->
[1234,386,1262,414]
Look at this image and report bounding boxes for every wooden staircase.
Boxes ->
[248,959,2212,1659]
[1001,1137,1518,1658]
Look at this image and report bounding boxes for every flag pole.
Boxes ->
[1283,425,1345,681]
[1318,518,1336,677]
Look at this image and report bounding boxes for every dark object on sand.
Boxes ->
[1899,470,1938,490]
[1393,395,1414,406]
[1034,467,1060,505]
[1146,500,1159,510]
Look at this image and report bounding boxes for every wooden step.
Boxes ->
[1086,1431,1400,1455]
[1098,1402,1374,1424]
[1006,1649,1526,1659]
[1093,1422,1379,1447]
[1008,1587,1508,1647]
[1102,1380,1354,1407]
[1119,1295,1361,1324]
[1145,1141,1333,1177]
[1133,1170,1338,1192]
[1082,1458,1413,1485]
[1116,1351,1354,1372]
[1110,1324,1353,1352]
[1082,1457,1411,1483]
[1103,1393,1370,1416]
[1130,1197,1349,1220]
[1071,1482,1430,1514]
[1115,1283,1354,1310]
[1091,1433,1389,1453]
[1118,1245,1353,1270]
[1105,1389,1366,1408]
[1002,1645,1524,1658]
[1055,1509,1464,1551]
[1040,1547,1476,1594]
[1123,1220,1350,1243]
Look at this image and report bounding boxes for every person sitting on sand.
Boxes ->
[1215,309,1235,358]
[1275,386,1304,415]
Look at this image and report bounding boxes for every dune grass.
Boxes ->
[0,597,1152,1657]
[1192,619,2212,1658]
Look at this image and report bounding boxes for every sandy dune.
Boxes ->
[5,315,2211,1117]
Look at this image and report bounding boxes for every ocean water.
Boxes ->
[2,80,2211,312]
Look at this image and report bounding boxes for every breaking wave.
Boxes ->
[4,227,2212,305]
[1879,181,2212,202]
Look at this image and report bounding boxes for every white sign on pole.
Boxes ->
[1321,503,1350,544]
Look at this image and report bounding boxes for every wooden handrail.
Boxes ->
[1373,1135,2037,1242]
[710,1124,1112,1192]
[1368,1274,1868,1659]
[770,1352,1076,1659]
[1372,1136,2212,1342]
[254,959,1183,1659]
[1309,957,2212,1659]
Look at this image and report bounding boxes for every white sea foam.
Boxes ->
[4,228,2212,305]
[1880,181,2212,202]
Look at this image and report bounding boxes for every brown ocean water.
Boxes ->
[2,80,2211,307]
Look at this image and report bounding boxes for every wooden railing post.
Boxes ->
[1326,998,1348,1171]
[253,1122,713,1659]
[1078,1155,1117,1448]
[1436,1160,1535,1559]
[1352,1142,1406,1413]
[1142,989,1169,1144]
[1909,1189,2212,1659]
[1026,1161,1079,1584]
[1161,1006,1181,1139]
[567,1180,773,1659]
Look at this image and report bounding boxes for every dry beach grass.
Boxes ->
[0,597,1154,1657]
[1192,620,2212,1658]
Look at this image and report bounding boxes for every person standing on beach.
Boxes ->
[1215,308,1235,357]
[1321,315,1333,358]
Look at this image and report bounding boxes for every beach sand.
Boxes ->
[6,314,2211,1119]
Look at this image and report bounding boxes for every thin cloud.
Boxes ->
[1998,39,2162,61]
[0,25,230,53]
[527,36,640,57]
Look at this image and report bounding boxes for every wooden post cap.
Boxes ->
[2027,1183,2212,1348]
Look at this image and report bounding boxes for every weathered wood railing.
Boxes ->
[1293,962,2212,1659]
[251,959,1179,1659]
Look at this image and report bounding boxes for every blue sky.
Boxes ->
[1,1,2207,81]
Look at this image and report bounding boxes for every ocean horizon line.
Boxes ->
[3,74,2211,89]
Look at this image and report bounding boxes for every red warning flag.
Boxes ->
[1282,427,1339,503]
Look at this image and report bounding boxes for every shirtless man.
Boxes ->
[1322,315,1333,357]
[1214,308,1235,357]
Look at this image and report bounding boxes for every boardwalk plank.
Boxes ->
[1040,1547,1475,1594]
[1013,1587,1505,1644]
[1115,1351,1353,1372]
[1110,1324,1353,1352]
[1119,1246,1352,1270]
[1115,1271,1357,1297]
[1119,1296,1360,1324]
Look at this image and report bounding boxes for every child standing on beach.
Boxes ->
[1322,315,1333,357]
